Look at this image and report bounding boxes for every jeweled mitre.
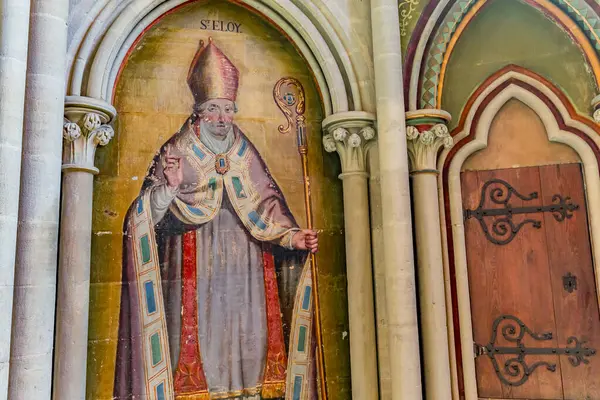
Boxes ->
[187,37,239,105]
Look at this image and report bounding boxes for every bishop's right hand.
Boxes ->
[164,144,183,190]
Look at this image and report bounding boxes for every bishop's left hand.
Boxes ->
[292,229,319,253]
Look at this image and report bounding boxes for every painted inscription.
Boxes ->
[113,38,319,399]
[200,19,242,33]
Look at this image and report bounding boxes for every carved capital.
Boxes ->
[63,96,117,174]
[322,111,376,177]
[406,109,453,173]
[591,94,600,123]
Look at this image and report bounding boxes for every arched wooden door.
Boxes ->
[461,163,600,399]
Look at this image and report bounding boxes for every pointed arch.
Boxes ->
[438,65,600,399]
[66,0,359,116]
[405,0,600,111]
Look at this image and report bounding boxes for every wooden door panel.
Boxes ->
[462,170,504,398]
[462,166,563,399]
[501,169,561,400]
[539,163,600,399]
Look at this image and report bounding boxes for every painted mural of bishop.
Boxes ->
[115,38,319,400]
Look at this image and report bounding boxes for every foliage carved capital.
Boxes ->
[592,94,600,123]
[406,109,453,173]
[593,109,600,124]
[63,96,117,174]
[322,111,376,176]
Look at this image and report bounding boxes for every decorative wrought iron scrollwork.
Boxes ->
[474,315,596,387]
[464,179,579,245]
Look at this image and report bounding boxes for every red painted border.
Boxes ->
[441,65,600,396]
[405,0,600,109]
[415,0,459,108]
[403,0,441,108]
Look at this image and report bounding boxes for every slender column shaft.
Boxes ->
[412,172,453,399]
[406,113,453,399]
[341,171,379,399]
[370,1,423,398]
[53,172,95,399]
[0,0,31,395]
[8,0,69,398]
[53,97,115,400]
[323,113,379,399]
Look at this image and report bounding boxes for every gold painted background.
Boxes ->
[87,1,350,398]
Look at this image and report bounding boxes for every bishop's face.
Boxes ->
[200,99,235,138]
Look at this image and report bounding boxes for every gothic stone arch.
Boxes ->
[438,65,600,399]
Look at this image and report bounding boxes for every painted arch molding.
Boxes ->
[438,65,600,399]
[66,0,361,116]
[406,0,600,111]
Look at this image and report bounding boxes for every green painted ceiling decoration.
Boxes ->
[442,0,596,129]
[420,0,478,109]
[400,0,430,51]
[556,0,600,52]
[411,0,600,111]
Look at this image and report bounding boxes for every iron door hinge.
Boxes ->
[473,315,596,387]
[464,179,578,245]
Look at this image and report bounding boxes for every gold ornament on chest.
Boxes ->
[215,154,230,175]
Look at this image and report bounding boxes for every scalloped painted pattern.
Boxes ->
[555,0,600,52]
[420,0,478,109]
[419,0,600,109]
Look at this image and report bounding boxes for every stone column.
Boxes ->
[322,111,379,400]
[370,0,423,398]
[406,109,453,400]
[53,96,116,400]
[0,0,31,396]
[9,0,69,398]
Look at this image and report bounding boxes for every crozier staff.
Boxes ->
[161,98,318,252]
[115,37,320,400]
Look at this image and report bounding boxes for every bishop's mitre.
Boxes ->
[187,37,239,105]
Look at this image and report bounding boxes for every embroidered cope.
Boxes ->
[114,119,317,400]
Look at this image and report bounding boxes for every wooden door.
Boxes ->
[461,163,600,399]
